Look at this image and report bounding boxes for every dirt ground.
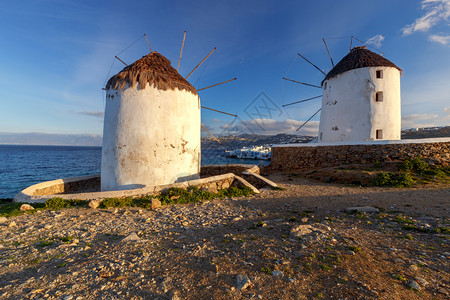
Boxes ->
[0,174,449,299]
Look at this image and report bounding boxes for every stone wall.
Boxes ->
[31,176,100,196]
[200,164,260,177]
[268,140,450,171]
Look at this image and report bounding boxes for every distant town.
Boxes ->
[202,126,450,150]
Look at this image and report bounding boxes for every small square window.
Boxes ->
[320,132,323,141]
[375,91,383,102]
[376,70,383,79]
[376,129,383,139]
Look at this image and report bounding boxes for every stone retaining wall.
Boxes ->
[14,164,264,203]
[268,140,450,171]
[200,164,260,176]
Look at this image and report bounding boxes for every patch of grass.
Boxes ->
[99,186,255,209]
[100,197,134,208]
[300,210,314,216]
[59,236,74,243]
[347,245,362,253]
[404,234,414,240]
[0,202,45,218]
[271,186,286,191]
[434,227,450,234]
[234,239,244,245]
[36,240,54,247]
[261,266,272,274]
[44,198,87,210]
[372,172,416,187]
[24,257,42,265]
[57,262,67,268]
[393,215,414,224]
[319,264,331,271]
[45,197,71,209]
[256,221,265,227]
[394,274,407,282]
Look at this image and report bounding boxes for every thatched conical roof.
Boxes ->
[323,46,402,82]
[106,52,197,95]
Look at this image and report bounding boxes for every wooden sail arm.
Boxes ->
[296,108,321,131]
[201,123,222,145]
[201,106,237,117]
[322,38,334,68]
[297,53,326,75]
[197,78,237,92]
[283,77,322,89]
[185,47,216,79]
[282,95,322,107]
[115,56,128,66]
[144,34,152,53]
[177,31,186,72]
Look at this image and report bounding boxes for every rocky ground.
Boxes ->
[0,174,449,299]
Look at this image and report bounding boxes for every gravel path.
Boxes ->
[1,175,449,299]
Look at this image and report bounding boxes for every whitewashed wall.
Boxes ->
[101,85,200,191]
[319,66,401,143]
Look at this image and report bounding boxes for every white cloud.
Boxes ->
[0,132,102,146]
[401,113,439,129]
[428,34,450,44]
[445,106,450,114]
[79,111,104,118]
[366,34,385,48]
[222,118,319,136]
[402,0,450,36]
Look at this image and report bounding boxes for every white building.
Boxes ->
[319,46,402,143]
[101,52,201,191]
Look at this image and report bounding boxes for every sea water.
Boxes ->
[0,145,269,199]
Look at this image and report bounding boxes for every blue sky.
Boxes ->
[0,0,449,144]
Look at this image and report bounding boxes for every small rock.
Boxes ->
[98,271,113,278]
[9,221,17,227]
[347,250,356,256]
[236,274,251,290]
[438,287,448,295]
[272,271,283,276]
[393,258,404,264]
[151,199,161,210]
[122,233,141,242]
[20,204,34,211]
[414,277,428,286]
[314,224,331,232]
[167,290,180,300]
[0,217,7,223]
[345,206,379,213]
[88,200,101,209]
[290,225,313,237]
[409,280,420,291]
[409,264,418,272]
[301,217,308,223]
